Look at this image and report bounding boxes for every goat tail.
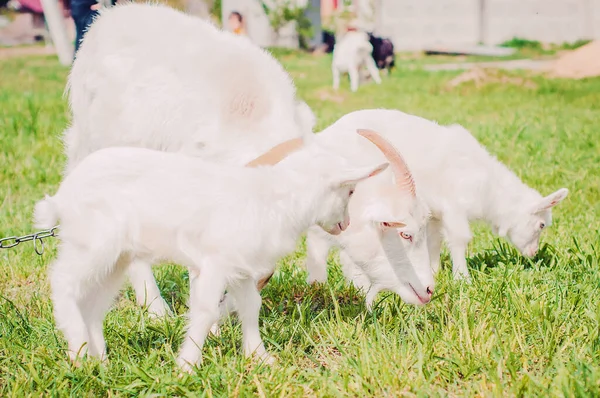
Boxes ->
[34,195,59,229]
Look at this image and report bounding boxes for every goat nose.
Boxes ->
[426,286,434,297]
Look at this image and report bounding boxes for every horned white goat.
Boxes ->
[305,129,434,308]
[209,129,436,330]
[305,109,569,283]
[332,30,382,92]
[64,3,316,317]
[35,140,388,369]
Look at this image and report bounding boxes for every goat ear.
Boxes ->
[533,188,568,213]
[380,221,407,229]
[338,162,389,187]
[246,138,304,167]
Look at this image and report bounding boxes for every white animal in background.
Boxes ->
[64,3,316,317]
[305,109,569,283]
[332,30,382,92]
[34,139,389,370]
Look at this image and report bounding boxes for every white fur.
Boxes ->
[65,3,315,172]
[332,31,382,92]
[211,130,437,331]
[35,144,387,369]
[305,131,435,309]
[64,3,316,317]
[63,4,435,319]
[306,109,569,282]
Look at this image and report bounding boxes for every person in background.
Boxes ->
[69,0,115,55]
[227,11,245,36]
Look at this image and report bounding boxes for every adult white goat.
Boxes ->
[35,140,388,369]
[332,30,382,92]
[64,3,315,317]
[65,2,315,173]
[305,109,569,283]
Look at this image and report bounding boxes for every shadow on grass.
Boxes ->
[466,240,560,272]
[261,278,367,323]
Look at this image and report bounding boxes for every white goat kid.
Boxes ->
[209,129,435,331]
[35,141,388,370]
[306,109,569,282]
[306,129,433,308]
[65,3,316,317]
[332,31,382,92]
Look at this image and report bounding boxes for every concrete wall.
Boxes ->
[482,0,595,44]
[375,0,600,51]
[376,0,480,51]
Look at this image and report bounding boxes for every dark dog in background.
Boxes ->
[323,30,395,74]
[322,30,336,53]
[368,33,395,74]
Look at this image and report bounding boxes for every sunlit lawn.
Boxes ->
[1,51,599,396]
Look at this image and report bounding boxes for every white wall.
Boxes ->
[374,0,600,51]
[483,0,592,44]
[376,0,480,51]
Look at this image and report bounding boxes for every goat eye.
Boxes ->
[399,232,413,242]
[540,222,546,229]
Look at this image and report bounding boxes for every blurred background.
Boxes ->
[1,0,599,63]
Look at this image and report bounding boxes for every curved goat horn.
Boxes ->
[356,129,416,196]
[245,137,304,167]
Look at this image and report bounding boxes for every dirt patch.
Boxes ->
[0,45,55,59]
[445,67,538,90]
[549,40,600,79]
[426,59,553,72]
[315,88,346,103]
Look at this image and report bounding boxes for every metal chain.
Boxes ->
[0,226,59,255]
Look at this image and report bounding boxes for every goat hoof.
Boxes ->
[147,299,172,318]
[176,357,199,374]
[209,322,221,337]
[254,352,276,366]
[307,275,327,284]
[68,349,87,368]
[70,357,83,368]
[453,272,472,284]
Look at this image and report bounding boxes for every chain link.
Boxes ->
[0,226,59,255]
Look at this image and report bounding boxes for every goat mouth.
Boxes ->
[327,222,344,236]
[409,284,430,304]
[523,246,538,258]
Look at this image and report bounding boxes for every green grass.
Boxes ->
[1,52,599,397]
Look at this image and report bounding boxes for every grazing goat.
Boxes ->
[35,140,388,370]
[332,30,382,92]
[368,33,395,74]
[64,3,315,317]
[210,129,435,333]
[305,109,569,282]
